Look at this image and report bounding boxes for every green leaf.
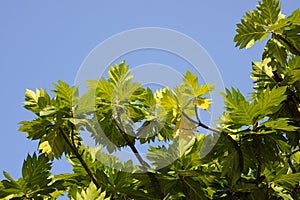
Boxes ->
[38,135,64,160]
[234,11,268,49]
[234,0,282,49]
[24,88,51,114]
[70,182,110,200]
[286,9,300,25]
[182,177,208,200]
[110,70,141,104]
[173,84,193,110]
[251,58,278,91]
[261,118,299,132]
[0,171,22,199]
[221,150,241,186]
[256,86,287,116]
[0,153,65,199]
[196,84,214,97]
[94,112,134,153]
[147,145,176,170]
[223,87,247,112]
[173,71,213,113]
[19,118,52,140]
[39,106,56,116]
[282,25,300,55]
[141,88,156,108]
[257,0,281,24]
[108,61,131,86]
[273,173,300,188]
[271,184,294,200]
[223,87,259,127]
[21,153,52,189]
[263,38,288,68]
[136,120,164,144]
[92,78,114,100]
[52,80,78,106]
[291,151,300,164]
[286,56,300,82]
[183,71,199,96]
[37,124,75,160]
[3,172,16,184]
[156,87,179,121]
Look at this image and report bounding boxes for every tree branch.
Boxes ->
[284,149,300,173]
[59,127,100,189]
[182,106,244,171]
[113,118,151,169]
[113,108,164,200]
[287,158,296,174]
[179,175,192,200]
[255,152,263,185]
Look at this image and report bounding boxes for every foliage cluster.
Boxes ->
[1,0,300,199]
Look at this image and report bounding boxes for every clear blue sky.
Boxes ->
[0,0,298,181]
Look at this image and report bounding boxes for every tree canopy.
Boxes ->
[1,0,300,199]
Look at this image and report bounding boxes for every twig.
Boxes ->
[255,152,262,185]
[287,159,296,173]
[113,108,164,200]
[70,122,76,148]
[284,149,300,173]
[181,111,220,134]
[179,175,192,200]
[59,127,100,189]
[113,118,150,169]
[182,105,244,171]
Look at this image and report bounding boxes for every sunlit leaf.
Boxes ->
[70,182,110,200]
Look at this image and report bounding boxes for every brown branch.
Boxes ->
[59,127,100,189]
[113,118,151,169]
[182,106,244,172]
[113,109,164,200]
[70,122,77,148]
[255,152,262,185]
[287,158,296,173]
[179,175,192,200]
[284,149,300,173]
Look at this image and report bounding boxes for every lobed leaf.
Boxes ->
[234,0,282,49]
[255,86,287,116]
[52,80,78,106]
[70,182,110,200]
[261,118,299,132]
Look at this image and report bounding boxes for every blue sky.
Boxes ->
[0,0,299,181]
